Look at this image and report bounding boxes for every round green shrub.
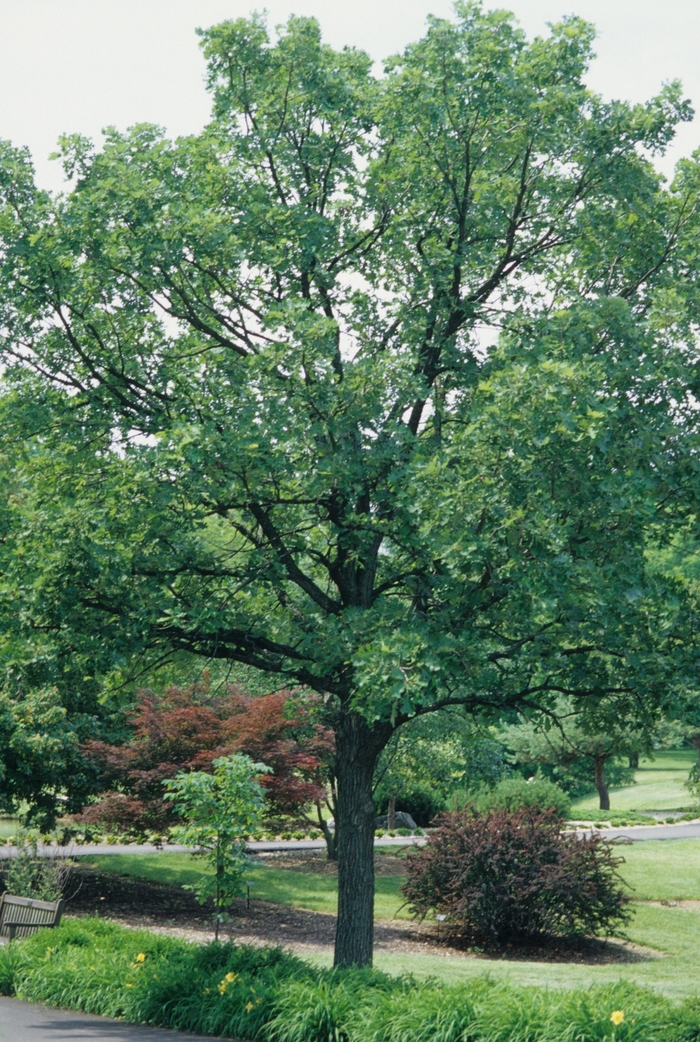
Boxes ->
[475,774,570,819]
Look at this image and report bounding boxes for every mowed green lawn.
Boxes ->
[83,852,408,920]
[0,817,20,839]
[571,748,697,814]
[85,837,700,997]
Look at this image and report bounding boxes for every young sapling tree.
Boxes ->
[163,754,269,939]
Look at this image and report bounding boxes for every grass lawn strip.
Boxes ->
[84,852,408,920]
[86,836,700,913]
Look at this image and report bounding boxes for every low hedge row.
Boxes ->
[1,918,700,1041]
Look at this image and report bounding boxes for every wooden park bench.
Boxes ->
[0,893,64,941]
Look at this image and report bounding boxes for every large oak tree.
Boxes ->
[1,3,700,965]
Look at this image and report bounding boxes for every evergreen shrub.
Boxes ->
[475,774,571,819]
[402,807,630,946]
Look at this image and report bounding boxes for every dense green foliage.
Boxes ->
[164,754,268,936]
[2,1,700,963]
[374,712,506,826]
[0,687,97,828]
[2,918,700,1041]
[465,772,571,819]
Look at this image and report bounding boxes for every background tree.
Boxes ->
[500,700,644,810]
[0,687,97,830]
[0,5,699,966]
[374,711,506,826]
[77,678,333,840]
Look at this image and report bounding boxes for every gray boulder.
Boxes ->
[326,810,418,832]
[375,811,417,830]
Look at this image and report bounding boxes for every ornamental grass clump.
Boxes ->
[401,806,631,947]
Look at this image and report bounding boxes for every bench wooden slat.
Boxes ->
[0,893,64,941]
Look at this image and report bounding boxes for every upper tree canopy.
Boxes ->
[0,2,699,791]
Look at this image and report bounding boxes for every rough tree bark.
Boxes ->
[333,709,391,968]
[594,753,610,811]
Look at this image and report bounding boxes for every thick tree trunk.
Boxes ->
[334,710,388,969]
[594,754,610,811]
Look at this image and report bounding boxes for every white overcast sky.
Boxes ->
[0,1,698,191]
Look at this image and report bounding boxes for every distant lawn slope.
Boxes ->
[570,748,697,814]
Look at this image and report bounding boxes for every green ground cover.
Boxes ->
[2,917,700,1040]
[571,749,697,814]
[85,838,700,997]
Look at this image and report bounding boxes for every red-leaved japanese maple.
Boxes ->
[77,678,334,842]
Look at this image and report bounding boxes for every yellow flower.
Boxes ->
[125,983,134,988]
[246,1001,254,1013]
[610,1011,625,1026]
[135,953,146,963]
[216,970,238,995]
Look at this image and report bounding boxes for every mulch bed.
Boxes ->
[2,850,659,964]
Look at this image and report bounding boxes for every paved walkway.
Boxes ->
[0,836,423,859]
[2,822,700,861]
[0,997,218,1041]
[578,820,700,842]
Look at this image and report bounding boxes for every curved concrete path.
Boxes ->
[0,836,422,859]
[2,821,700,861]
[0,996,219,1041]
[578,820,700,842]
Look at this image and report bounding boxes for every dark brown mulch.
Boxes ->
[256,848,412,876]
[434,930,656,964]
[1,857,659,964]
